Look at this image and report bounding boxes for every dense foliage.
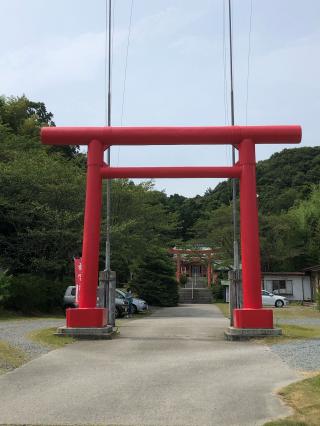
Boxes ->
[1,95,320,311]
[0,96,178,310]
[170,147,320,271]
[130,250,179,307]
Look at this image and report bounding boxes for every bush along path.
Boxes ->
[0,318,68,373]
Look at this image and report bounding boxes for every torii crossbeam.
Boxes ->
[41,125,301,330]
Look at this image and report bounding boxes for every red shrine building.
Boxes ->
[169,247,219,287]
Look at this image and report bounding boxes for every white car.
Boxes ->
[116,289,148,314]
[262,290,289,308]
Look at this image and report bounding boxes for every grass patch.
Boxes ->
[214,302,230,318]
[28,327,74,348]
[260,323,320,344]
[0,309,64,322]
[264,374,320,425]
[273,305,320,321]
[0,340,28,373]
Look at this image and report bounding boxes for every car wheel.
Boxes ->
[275,299,284,308]
[115,307,120,319]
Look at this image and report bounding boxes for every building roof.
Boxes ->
[303,265,320,272]
[262,272,306,276]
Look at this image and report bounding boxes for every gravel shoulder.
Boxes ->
[270,339,320,371]
[268,314,320,372]
[0,318,64,368]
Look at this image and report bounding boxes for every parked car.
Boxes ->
[116,289,148,314]
[262,290,289,307]
[63,286,128,318]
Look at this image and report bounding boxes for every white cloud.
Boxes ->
[0,32,105,94]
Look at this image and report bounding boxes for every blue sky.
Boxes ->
[1,0,319,196]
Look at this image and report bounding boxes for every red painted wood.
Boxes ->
[233,309,273,329]
[66,308,107,328]
[100,166,241,179]
[239,139,263,310]
[40,124,303,329]
[79,139,104,309]
[41,125,301,146]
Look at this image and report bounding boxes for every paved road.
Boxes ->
[0,305,297,426]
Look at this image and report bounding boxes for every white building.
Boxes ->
[223,272,312,303]
[262,272,311,301]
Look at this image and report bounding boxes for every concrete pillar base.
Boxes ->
[233,308,273,329]
[56,325,114,340]
[224,326,282,341]
[66,307,107,328]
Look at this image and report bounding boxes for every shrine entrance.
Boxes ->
[41,125,301,330]
[169,247,217,288]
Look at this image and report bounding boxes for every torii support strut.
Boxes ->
[42,125,301,329]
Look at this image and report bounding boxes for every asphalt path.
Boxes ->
[0,304,298,426]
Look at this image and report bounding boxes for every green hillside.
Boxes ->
[183,146,320,272]
[200,146,320,214]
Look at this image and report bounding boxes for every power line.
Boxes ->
[245,0,253,125]
[121,0,134,125]
[117,0,134,167]
[222,0,229,126]
[222,0,230,165]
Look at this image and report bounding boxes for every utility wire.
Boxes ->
[117,0,134,166]
[222,0,229,126]
[245,0,253,124]
[222,0,230,164]
[121,0,134,125]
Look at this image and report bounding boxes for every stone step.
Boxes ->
[178,288,213,304]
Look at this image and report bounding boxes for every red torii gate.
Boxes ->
[168,248,218,287]
[41,125,301,330]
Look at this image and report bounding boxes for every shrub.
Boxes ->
[0,269,13,307]
[179,274,187,286]
[130,250,179,307]
[5,274,68,313]
[212,282,224,301]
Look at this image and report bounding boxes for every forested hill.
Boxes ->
[167,146,320,240]
[208,147,320,214]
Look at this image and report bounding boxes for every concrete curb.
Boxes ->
[55,325,115,340]
[224,326,282,341]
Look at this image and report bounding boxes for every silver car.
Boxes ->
[116,289,148,314]
[63,286,128,318]
[262,290,289,308]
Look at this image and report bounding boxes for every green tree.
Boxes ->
[130,249,179,306]
[0,270,12,307]
[192,203,235,264]
[104,179,178,284]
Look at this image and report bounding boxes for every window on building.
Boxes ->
[271,280,293,295]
